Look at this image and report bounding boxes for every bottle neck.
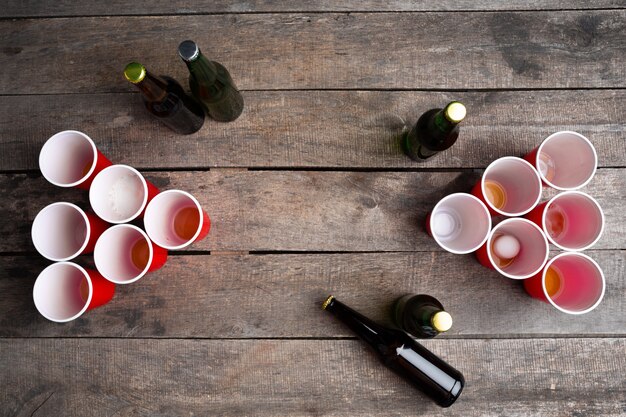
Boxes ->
[185,52,218,83]
[325,298,391,348]
[432,109,457,134]
[134,71,168,102]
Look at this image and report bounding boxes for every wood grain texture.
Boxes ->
[3,0,624,17]
[1,90,624,170]
[0,169,623,253]
[1,11,624,94]
[1,250,623,338]
[1,338,624,416]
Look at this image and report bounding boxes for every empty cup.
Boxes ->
[39,130,112,189]
[427,193,491,254]
[524,131,597,190]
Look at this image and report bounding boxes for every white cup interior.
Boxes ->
[543,253,605,314]
[89,165,148,223]
[39,130,97,187]
[482,157,542,216]
[488,218,548,279]
[543,191,604,251]
[430,193,491,254]
[144,190,203,250]
[31,202,90,261]
[33,262,92,322]
[94,224,153,284]
[537,131,597,190]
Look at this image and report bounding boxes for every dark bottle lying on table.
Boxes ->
[393,294,452,339]
[404,101,466,161]
[124,62,205,135]
[322,295,464,407]
[178,40,244,122]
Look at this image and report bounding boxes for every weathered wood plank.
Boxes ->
[1,90,623,170]
[1,338,624,416]
[0,251,623,338]
[0,169,623,253]
[1,11,624,93]
[3,0,624,17]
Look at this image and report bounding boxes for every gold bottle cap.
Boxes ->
[444,102,466,123]
[431,311,453,332]
[322,295,335,310]
[124,62,146,84]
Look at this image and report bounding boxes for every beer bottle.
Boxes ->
[404,101,466,161]
[178,40,244,122]
[393,294,452,338]
[123,62,205,135]
[322,295,464,407]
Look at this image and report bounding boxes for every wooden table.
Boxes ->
[1,2,625,416]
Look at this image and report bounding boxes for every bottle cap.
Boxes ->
[431,311,453,332]
[322,295,335,310]
[123,62,146,84]
[444,102,466,123]
[178,40,200,62]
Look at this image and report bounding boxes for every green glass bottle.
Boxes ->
[393,294,452,338]
[404,101,466,161]
[178,40,244,122]
[123,62,204,135]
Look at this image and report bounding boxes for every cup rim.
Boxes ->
[486,218,549,279]
[31,202,91,262]
[144,189,205,250]
[94,224,154,284]
[33,261,93,323]
[541,190,605,251]
[541,252,605,315]
[430,193,491,254]
[536,131,598,191]
[39,130,98,188]
[89,164,149,223]
[481,156,543,216]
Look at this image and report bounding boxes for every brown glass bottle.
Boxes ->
[393,294,452,338]
[124,62,204,135]
[404,101,466,161]
[323,296,464,407]
[178,40,244,122]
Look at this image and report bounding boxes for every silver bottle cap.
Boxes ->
[178,40,200,62]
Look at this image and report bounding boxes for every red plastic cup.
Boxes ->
[426,193,491,254]
[31,202,109,261]
[476,218,549,279]
[523,252,605,314]
[144,190,210,250]
[525,191,604,251]
[471,156,542,216]
[33,262,115,322]
[39,130,112,190]
[524,131,597,190]
[89,164,160,223]
[94,224,167,284]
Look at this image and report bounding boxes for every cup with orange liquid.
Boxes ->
[476,218,549,279]
[33,262,115,322]
[523,252,605,314]
[471,156,542,217]
[31,202,110,261]
[525,191,604,251]
[39,130,113,190]
[94,224,167,284]
[89,165,160,224]
[524,131,597,191]
[427,193,492,254]
[144,190,210,250]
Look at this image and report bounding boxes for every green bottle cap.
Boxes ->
[124,62,146,84]
[444,102,466,123]
[178,40,200,62]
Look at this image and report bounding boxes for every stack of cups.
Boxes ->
[32,130,211,322]
[427,131,605,315]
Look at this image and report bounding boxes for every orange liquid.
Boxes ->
[131,239,150,270]
[545,203,566,240]
[490,233,515,269]
[174,207,200,241]
[81,161,93,177]
[544,266,563,298]
[79,278,90,302]
[484,180,507,210]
